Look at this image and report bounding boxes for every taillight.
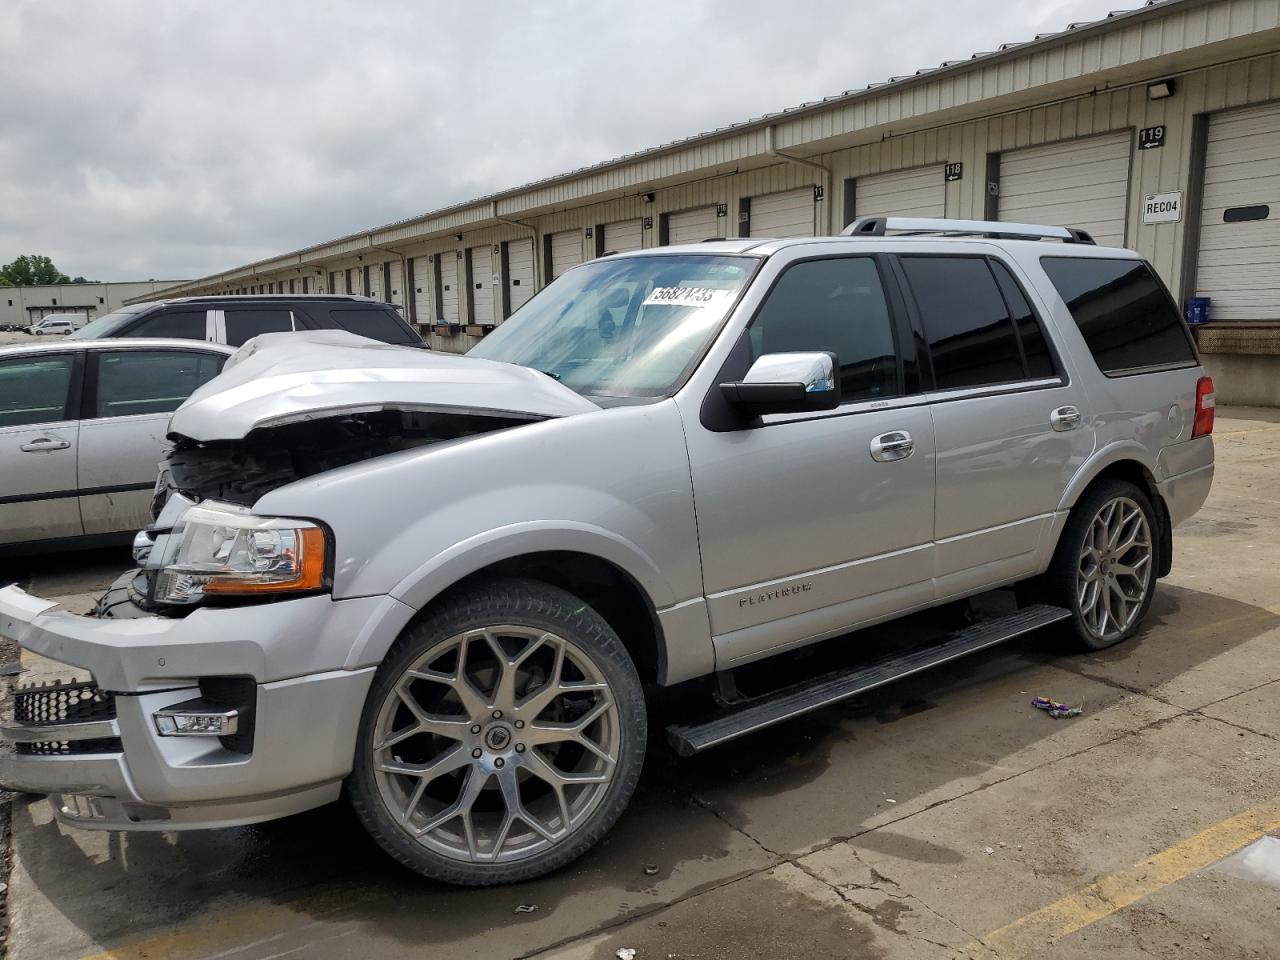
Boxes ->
[1193,376,1215,437]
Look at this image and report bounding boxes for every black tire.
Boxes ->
[347,577,647,886]
[93,570,151,619]
[1043,479,1159,650]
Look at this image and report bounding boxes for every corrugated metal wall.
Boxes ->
[162,1,1280,355]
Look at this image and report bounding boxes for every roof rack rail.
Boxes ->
[842,216,1095,244]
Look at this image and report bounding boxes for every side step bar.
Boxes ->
[666,603,1071,757]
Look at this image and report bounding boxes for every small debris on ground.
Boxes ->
[515,903,538,914]
[984,846,995,855]
[643,863,659,876]
[1031,696,1083,719]
[616,949,638,960]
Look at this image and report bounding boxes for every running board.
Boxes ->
[666,603,1071,757]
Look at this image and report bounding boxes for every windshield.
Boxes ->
[69,304,148,339]
[468,254,756,398]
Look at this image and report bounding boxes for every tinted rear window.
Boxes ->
[1040,258,1196,376]
[224,308,293,347]
[315,307,417,345]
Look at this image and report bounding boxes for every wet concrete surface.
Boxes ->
[4,408,1280,960]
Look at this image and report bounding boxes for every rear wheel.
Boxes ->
[348,578,646,885]
[1045,479,1158,650]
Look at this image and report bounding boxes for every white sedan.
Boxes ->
[0,338,234,555]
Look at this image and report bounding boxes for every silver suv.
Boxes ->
[0,218,1215,886]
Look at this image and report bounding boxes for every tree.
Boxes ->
[0,255,73,286]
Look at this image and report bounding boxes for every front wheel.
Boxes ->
[1045,479,1159,650]
[348,578,646,886]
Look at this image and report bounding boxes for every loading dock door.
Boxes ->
[507,238,536,314]
[602,219,644,254]
[440,252,460,323]
[411,256,432,322]
[388,261,402,306]
[855,166,946,220]
[469,246,495,323]
[666,206,721,244]
[550,230,583,279]
[1196,102,1280,322]
[750,187,816,238]
[998,131,1132,248]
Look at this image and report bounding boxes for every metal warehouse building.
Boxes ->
[2,279,186,328]
[142,0,1280,405]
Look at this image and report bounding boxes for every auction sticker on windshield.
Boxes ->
[643,286,729,307]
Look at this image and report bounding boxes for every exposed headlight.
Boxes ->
[155,504,328,605]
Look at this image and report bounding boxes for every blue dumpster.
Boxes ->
[1186,296,1211,325]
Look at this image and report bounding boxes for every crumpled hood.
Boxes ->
[168,330,599,441]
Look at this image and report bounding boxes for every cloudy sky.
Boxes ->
[1,0,1132,282]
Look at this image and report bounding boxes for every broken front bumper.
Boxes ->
[0,584,394,831]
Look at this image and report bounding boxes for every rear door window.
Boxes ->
[223,308,294,347]
[900,257,1025,390]
[989,260,1055,380]
[0,354,75,427]
[124,309,209,340]
[313,307,418,345]
[91,350,225,418]
[1040,257,1196,376]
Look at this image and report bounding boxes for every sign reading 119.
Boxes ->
[1138,125,1166,150]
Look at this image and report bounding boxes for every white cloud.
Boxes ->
[0,0,1130,280]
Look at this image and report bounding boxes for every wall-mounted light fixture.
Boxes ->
[642,192,655,204]
[1147,79,1176,100]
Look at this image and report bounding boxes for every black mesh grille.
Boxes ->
[16,737,122,756]
[13,680,117,726]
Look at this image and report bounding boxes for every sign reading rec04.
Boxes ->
[1143,191,1182,225]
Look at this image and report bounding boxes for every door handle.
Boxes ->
[870,430,914,462]
[19,437,71,453]
[1050,406,1082,432]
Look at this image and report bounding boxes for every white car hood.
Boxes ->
[168,330,598,442]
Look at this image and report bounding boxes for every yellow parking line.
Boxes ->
[965,798,1280,958]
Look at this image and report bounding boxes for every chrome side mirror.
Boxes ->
[720,351,840,415]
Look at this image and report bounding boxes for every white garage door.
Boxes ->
[666,206,721,244]
[440,252,460,323]
[506,238,536,314]
[998,131,1132,247]
[750,187,816,238]
[388,261,403,306]
[411,256,432,322]
[347,267,361,296]
[550,230,583,279]
[855,166,946,221]
[602,219,644,254]
[1195,102,1280,322]
[469,245,495,323]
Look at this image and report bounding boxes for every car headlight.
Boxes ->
[155,504,328,605]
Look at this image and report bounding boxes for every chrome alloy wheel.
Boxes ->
[1076,496,1153,643]
[370,625,621,864]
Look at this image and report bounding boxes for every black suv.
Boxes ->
[70,294,426,348]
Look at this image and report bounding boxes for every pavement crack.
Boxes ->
[689,792,783,858]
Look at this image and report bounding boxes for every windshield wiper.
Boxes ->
[536,369,562,381]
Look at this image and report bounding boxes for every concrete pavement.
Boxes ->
[4,408,1279,960]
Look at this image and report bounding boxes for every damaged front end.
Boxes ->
[164,407,531,507]
[125,330,601,611]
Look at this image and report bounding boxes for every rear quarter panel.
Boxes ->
[1012,244,1210,511]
